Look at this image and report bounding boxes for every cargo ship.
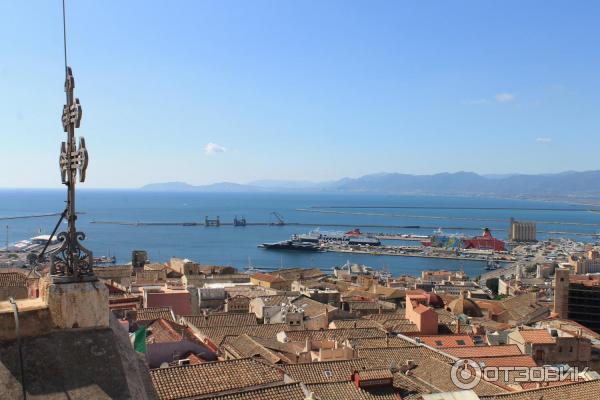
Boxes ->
[422,228,506,252]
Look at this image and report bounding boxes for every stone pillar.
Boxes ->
[43,278,109,329]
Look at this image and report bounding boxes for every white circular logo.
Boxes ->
[451,359,482,390]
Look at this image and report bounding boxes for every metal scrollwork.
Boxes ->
[50,66,95,283]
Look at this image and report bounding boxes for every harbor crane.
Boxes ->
[270,212,285,226]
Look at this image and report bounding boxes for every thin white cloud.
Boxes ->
[536,137,552,144]
[204,142,227,155]
[495,93,515,103]
[465,98,489,105]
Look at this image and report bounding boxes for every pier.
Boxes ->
[88,220,600,238]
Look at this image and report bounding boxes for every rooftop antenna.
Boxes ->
[48,0,95,283]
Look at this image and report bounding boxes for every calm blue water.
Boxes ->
[1,189,599,277]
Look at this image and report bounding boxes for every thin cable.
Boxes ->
[62,0,68,76]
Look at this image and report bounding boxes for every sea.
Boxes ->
[1,189,600,278]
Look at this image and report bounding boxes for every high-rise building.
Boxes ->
[554,268,600,333]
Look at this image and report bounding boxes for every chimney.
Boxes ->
[456,318,461,334]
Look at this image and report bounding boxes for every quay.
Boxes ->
[321,244,515,263]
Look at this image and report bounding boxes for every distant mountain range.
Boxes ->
[141,171,600,201]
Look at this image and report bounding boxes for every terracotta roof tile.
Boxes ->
[184,322,291,347]
[136,307,175,322]
[357,346,456,368]
[0,272,27,287]
[349,336,415,349]
[408,357,506,396]
[418,335,475,348]
[146,318,206,347]
[479,379,600,400]
[283,359,370,383]
[358,368,394,381]
[251,273,286,283]
[283,328,387,342]
[306,381,401,400]
[472,355,537,368]
[291,295,337,317]
[330,319,384,329]
[210,383,306,400]
[518,329,556,344]
[442,345,522,358]
[149,358,284,400]
[221,334,291,364]
[182,313,257,328]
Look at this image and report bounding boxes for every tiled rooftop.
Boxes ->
[441,345,523,358]
[306,381,401,400]
[418,335,475,348]
[149,358,284,400]
[349,336,415,349]
[472,355,537,368]
[357,346,455,368]
[330,319,385,329]
[284,328,387,342]
[251,273,286,283]
[257,295,291,306]
[408,357,507,397]
[185,322,291,347]
[221,334,292,364]
[283,359,370,383]
[479,379,600,400]
[291,295,337,317]
[518,329,556,344]
[0,271,27,287]
[182,313,257,327]
[136,307,175,322]
[210,383,306,400]
[146,318,207,347]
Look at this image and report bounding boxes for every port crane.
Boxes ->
[270,212,285,226]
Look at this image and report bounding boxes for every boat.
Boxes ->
[485,259,501,270]
[422,228,505,252]
[94,255,116,265]
[243,257,265,273]
[295,228,381,246]
[259,239,322,251]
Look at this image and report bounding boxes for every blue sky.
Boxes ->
[1,1,599,188]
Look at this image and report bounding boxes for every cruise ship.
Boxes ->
[259,239,322,251]
[295,228,381,246]
[259,228,380,251]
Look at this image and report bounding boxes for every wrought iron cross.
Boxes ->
[50,67,95,283]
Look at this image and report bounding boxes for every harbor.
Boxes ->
[3,191,600,275]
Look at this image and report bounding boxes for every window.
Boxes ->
[569,346,573,352]
[324,370,333,378]
[435,340,443,346]
[456,340,466,346]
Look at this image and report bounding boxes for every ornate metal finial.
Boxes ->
[50,66,95,283]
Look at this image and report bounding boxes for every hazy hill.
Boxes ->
[142,171,600,200]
